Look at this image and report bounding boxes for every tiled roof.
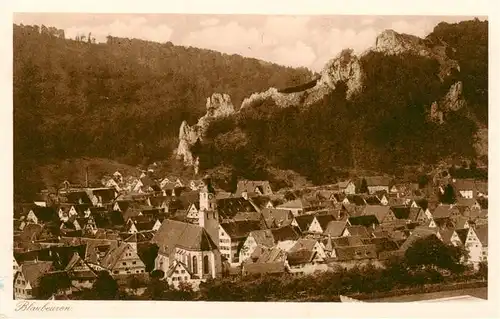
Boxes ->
[260,208,294,228]
[152,219,218,254]
[243,261,285,275]
[345,225,370,238]
[19,260,54,288]
[324,221,347,237]
[217,197,257,220]
[314,214,336,230]
[334,244,377,261]
[221,220,263,239]
[363,205,391,223]
[287,249,316,266]
[348,215,379,227]
[474,224,488,246]
[292,214,315,232]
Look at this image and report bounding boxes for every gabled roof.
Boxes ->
[256,246,287,263]
[100,242,135,269]
[434,217,455,229]
[292,214,316,232]
[249,230,275,247]
[287,249,316,266]
[364,196,381,205]
[18,260,54,287]
[271,225,301,242]
[289,238,317,253]
[432,205,459,219]
[439,228,456,245]
[243,261,285,275]
[363,237,400,253]
[221,220,263,239]
[334,244,378,261]
[249,196,273,210]
[455,228,469,244]
[345,225,370,238]
[324,221,347,238]
[456,198,479,208]
[217,197,257,220]
[474,224,488,246]
[152,219,218,253]
[277,198,314,210]
[345,195,367,206]
[29,206,59,223]
[348,215,379,227]
[260,208,294,228]
[390,206,411,219]
[363,205,392,223]
[331,236,365,248]
[314,214,336,231]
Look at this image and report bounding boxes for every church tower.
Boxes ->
[198,177,219,246]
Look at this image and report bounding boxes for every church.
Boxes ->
[151,178,222,280]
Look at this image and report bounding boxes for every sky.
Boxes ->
[13,14,483,71]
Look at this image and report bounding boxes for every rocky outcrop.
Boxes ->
[240,49,363,110]
[373,29,460,80]
[428,81,467,124]
[176,93,235,166]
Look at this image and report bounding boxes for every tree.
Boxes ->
[359,178,369,194]
[127,275,145,295]
[144,276,168,300]
[137,243,159,272]
[404,235,465,272]
[477,261,488,280]
[439,184,457,204]
[36,272,71,299]
[92,271,119,300]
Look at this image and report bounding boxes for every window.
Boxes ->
[184,276,188,281]
[122,262,127,266]
[175,270,179,274]
[203,255,209,274]
[132,261,136,265]
[192,256,198,274]
[181,270,185,274]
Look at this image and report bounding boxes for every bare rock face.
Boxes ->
[240,49,363,110]
[176,93,235,165]
[315,49,363,100]
[373,29,460,80]
[441,81,466,111]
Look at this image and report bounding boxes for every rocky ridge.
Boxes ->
[177,29,477,168]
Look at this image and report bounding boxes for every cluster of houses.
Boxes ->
[13,170,488,299]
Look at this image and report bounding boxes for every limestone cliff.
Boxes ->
[240,49,363,110]
[176,93,235,166]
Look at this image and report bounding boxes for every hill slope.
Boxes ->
[13,24,312,201]
[189,19,488,185]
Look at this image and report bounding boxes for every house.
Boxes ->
[235,180,273,197]
[464,224,488,267]
[249,196,275,211]
[57,204,79,222]
[291,214,316,232]
[431,204,461,220]
[238,225,301,263]
[342,225,370,238]
[242,261,287,276]
[348,215,378,228]
[362,205,396,224]
[165,260,202,290]
[216,197,258,220]
[101,242,146,275]
[14,260,54,299]
[308,214,336,233]
[260,208,294,228]
[456,198,481,211]
[286,249,328,276]
[364,176,392,194]
[26,206,58,225]
[185,201,201,222]
[127,219,162,234]
[275,198,321,216]
[342,195,366,206]
[64,252,98,289]
[452,179,476,199]
[333,244,378,264]
[439,229,463,247]
[289,238,328,260]
[333,180,356,195]
[323,221,348,238]
[219,220,264,263]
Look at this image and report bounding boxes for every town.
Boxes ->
[13,162,488,301]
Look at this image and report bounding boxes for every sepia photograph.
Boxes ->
[10,10,489,305]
